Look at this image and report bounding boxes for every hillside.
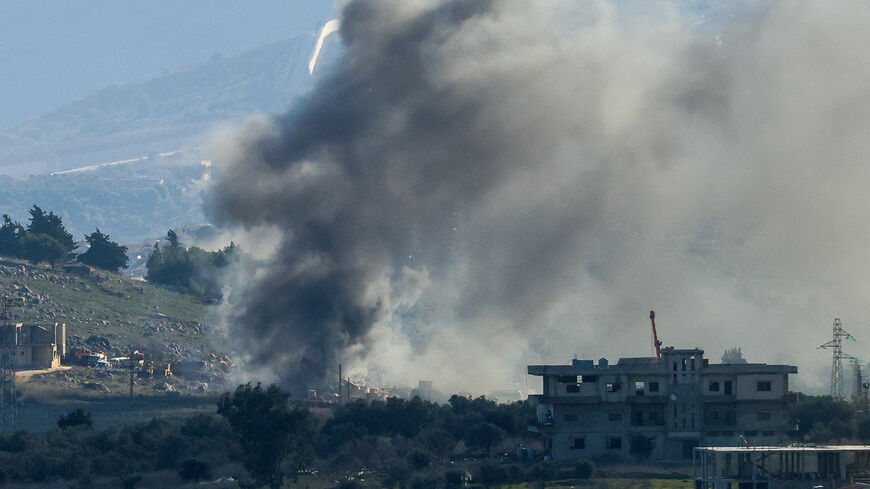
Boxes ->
[0,258,216,362]
[0,151,208,243]
[0,35,318,176]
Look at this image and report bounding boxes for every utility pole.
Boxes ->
[0,295,23,432]
[818,318,856,400]
[129,345,135,399]
[338,364,342,403]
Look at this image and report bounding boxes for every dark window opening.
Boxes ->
[757,381,772,392]
[744,430,758,437]
[581,375,597,383]
[564,413,578,422]
[566,384,579,393]
[558,375,578,383]
[682,359,687,371]
[609,412,623,422]
[649,382,659,392]
[761,430,775,437]
[606,383,621,393]
[572,438,585,449]
[724,381,732,395]
[606,437,622,449]
[709,382,720,392]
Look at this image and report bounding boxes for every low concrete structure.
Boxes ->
[694,445,870,489]
[2,322,66,369]
[528,347,797,460]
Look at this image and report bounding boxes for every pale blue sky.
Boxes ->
[0,1,335,129]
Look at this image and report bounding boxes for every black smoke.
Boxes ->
[207,0,870,394]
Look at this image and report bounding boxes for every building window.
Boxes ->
[648,411,661,424]
[609,412,623,422]
[606,383,621,393]
[564,413,578,422]
[708,431,720,436]
[635,381,645,396]
[744,430,758,437]
[558,375,578,383]
[724,381,732,395]
[606,437,622,449]
[757,411,771,421]
[709,381,720,392]
[566,384,580,393]
[761,430,775,437]
[571,438,585,449]
[649,382,659,392]
[757,381,772,392]
[581,375,597,383]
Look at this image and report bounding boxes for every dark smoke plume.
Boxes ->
[207,0,870,393]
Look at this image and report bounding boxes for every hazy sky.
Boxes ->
[0,1,335,130]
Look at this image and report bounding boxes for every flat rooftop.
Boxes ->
[696,445,870,453]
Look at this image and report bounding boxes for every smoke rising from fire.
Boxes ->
[206,0,870,394]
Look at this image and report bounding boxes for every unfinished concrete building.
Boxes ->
[528,347,797,461]
[694,445,870,488]
[2,322,66,370]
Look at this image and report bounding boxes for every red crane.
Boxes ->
[649,310,662,360]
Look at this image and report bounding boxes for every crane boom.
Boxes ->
[649,310,662,360]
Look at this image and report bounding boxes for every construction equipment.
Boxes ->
[649,310,663,360]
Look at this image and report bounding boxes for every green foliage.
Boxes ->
[78,228,128,271]
[57,408,93,430]
[464,422,505,454]
[217,383,317,489]
[21,232,70,266]
[17,205,77,266]
[0,214,25,258]
[179,458,211,482]
[788,394,854,439]
[146,229,237,300]
[476,463,508,487]
[573,460,595,479]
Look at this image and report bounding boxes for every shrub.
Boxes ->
[179,458,211,482]
[573,460,594,479]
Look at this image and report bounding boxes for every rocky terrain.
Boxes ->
[0,258,232,387]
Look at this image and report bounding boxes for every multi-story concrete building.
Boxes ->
[528,347,797,461]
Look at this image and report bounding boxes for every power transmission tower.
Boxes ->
[818,318,856,400]
[0,295,23,431]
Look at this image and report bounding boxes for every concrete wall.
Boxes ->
[736,374,786,400]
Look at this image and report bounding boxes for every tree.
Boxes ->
[722,347,748,364]
[78,228,128,271]
[21,233,70,266]
[57,408,93,430]
[27,205,75,250]
[22,205,76,266]
[217,383,316,489]
[463,422,504,454]
[0,215,25,258]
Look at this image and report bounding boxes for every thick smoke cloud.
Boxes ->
[206,0,870,394]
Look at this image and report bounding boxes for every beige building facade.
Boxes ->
[3,322,66,369]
